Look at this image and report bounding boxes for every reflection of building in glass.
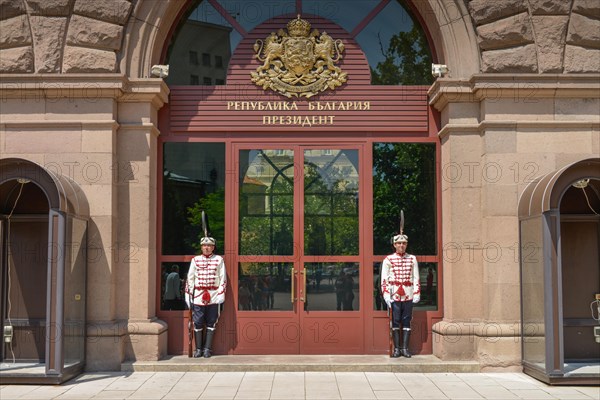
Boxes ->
[304,150,359,191]
[242,150,359,214]
[242,176,267,214]
[247,150,359,189]
[242,152,290,215]
[163,144,225,188]
[166,20,231,85]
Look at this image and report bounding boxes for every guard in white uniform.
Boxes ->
[186,236,226,358]
[381,233,420,357]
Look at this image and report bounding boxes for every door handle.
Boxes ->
[300,270,306,302]
[291,269,296,303]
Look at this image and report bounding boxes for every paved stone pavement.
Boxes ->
[1,371,599,399]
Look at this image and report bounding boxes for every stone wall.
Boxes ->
[466,0,600,73]
[0,0,132,73]
[0,75,170,370]
[429,74,600,369]
[1,0,598,75]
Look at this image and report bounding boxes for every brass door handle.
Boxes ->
[291,269,296,303]
[300,270,306,302]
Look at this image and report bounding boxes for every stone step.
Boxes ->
[122,354,480,373]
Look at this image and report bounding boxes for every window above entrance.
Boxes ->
[164,0,434,86]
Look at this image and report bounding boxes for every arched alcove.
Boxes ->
[0,159,89,384]
[518,157,600,385]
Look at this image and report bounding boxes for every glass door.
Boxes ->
[299,147,362,353]
[234,144,364,354]
[236,146,298,354]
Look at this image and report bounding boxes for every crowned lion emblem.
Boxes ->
[251,16,347,98]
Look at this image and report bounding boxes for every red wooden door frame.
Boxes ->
[231,143,366,354]
[156,131,442,356]
[155,100,444,354]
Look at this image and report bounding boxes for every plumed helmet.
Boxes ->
[200,237,216,246]
[390,210,408,244]
[392,234,408,243]
[200,210,215,246]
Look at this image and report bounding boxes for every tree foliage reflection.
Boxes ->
[373,143,436,255]
[371,24,433,86]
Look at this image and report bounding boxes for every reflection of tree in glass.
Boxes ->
[373,143,436,255]
[304,163,358,256]
[239,169,294,255]
[370,24,433,86]
[188,188,225,253]
[163,179,189,254]
[243,262,270,277]
[163,176,205,255]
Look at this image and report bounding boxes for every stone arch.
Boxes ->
[407,0,480,78]
[2,0,597,75]
[119,0,481,79]
[0,158,89,217]
[119,0,185,78]
[0,158,89,384]
[518,157,600,384]
[519,158,600,218]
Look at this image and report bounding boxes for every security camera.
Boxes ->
[431,63,449,78]
[151,64,169,78]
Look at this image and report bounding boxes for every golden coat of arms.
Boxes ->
[251,16,347,98]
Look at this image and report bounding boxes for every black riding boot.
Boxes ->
[203,328,215,358]
[391,329,401,358]
[193,329,203,358]
[400,330,411,358]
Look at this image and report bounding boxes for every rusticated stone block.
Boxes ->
[555,98,600,121]
[0,0,26,20]
[476,13,533,51]
[67,14,123,51]
[532,16,568,73]
[0,14,31,48]
[0,46,33,72]
[567,13,600,49]
[481,44,538,73]
[563,45,600,72]
[573,0,600,19]
[62,45,116,72]
[30,16,66,72]
[468,0,527,26]
[25,0,73,16]
[73,0,132,25]
[528,0,571,15]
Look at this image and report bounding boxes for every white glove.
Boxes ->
[385,298,392,309]
[185,293,191,309]
[412,294,420,304]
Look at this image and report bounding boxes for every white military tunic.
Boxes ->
[186,253,226,306]
[381,252,420,303]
